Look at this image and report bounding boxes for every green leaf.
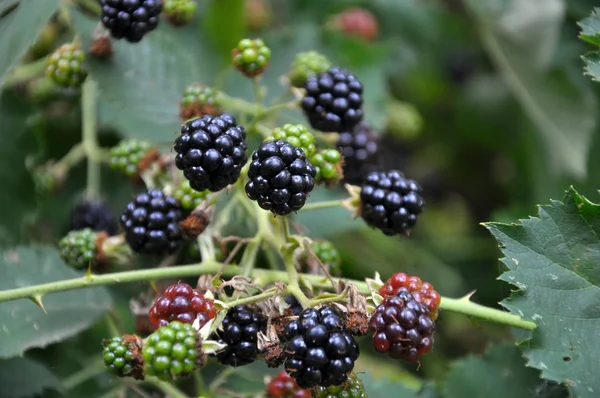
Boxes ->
[361,373,420,398]
[0,245,112,358]
[0,357,62,398]
[578,8,600,46]
[582,52,600,82]
[201,0,245,63]
[484,188,600,397]
[0,0,59,83]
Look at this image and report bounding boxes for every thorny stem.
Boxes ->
[82,79,101,199]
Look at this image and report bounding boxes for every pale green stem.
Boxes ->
[239,238,261,278]
[82,79,101,199]
[144,377,189,398]
[301,199,346,211]
[2,57,47,87]
[62,357,106,390]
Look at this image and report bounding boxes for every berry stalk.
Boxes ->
[82,78,101,199]
[301,199,346,211]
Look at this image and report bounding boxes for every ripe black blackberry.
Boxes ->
[210,305,266,367]
[301,66,363,132]
[337,122,379,185]
[100,0,163,43]
[245,140,316,216]
[369,288,435,363]
[282,306,359,389]
[120,189,184,254]
[360,170,424,236]
[70,199,118,235]
[174,114,248,192]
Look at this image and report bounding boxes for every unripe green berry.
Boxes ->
[288,51,331,88]
[59,228,99,269]
[163,0,197,26]
[311,149,342,185]
[46,43,87,87]
[174,180,210,211]
[232,38,271,78]
[266,124,316,158]
[300,239,342,276]
[314,373,367,398]
[180,82,221,120]
[102,335,144,380]
[109,140,156,178]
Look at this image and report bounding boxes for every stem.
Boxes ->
[239,238,261,278]
[283,250,311,308]
[2,57,47,87]
[309,292,348,307]
[281,217,291,242]
[144,377,189,398]
[301,199,346,211]
[82,79,101,199]
[62,357,106,390]
[226,288,277,307]
[194,371,206,397]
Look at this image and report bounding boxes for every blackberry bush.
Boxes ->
[100,0,163,42]
[232,38,272,77]
[337,122,378,185]
[69,199,118,235]
[46,43,87,87]
[148,282,217,328]
[180,83,221,119]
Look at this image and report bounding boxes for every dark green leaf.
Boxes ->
[578,8,600,46]
[0,245,112,358]
[582,52,600,82]
[0,357,62,398]
[485,188,600,397]
[0,0,59,82]
[201,0,245,63]
[361,373,419,398]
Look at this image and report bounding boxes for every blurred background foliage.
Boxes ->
[1,0,599,396]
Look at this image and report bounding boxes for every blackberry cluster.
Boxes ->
[314,373,366,398]
[360,170,425,236]
[369,288,435,363]
[148,282,217,328]
[174,114,248,192]
[70,199,118,235]
[163,0,197,26]
[311,149,342,185]
[380,273,441,320]
[266,370,310,398]
[100,0,162,43]
[337,122,378,185]
[267,124,316,158]
[288,51,331,88]
[232,38,272,77]
[173,180,210,211]
[180,83,220,120]
[120,189,184,254]
[59,228,99,269]
[46,43,87,87]
[143,321,203,381]
[109,139,156,178]
[282,306,359,388]
[329,7,379,42]
[102,335,144,379]
[300,240,342,276]
[211,305,266,367]
[245,140,316,216]
[301,67,363,132]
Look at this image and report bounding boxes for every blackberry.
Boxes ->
[173,180,210,211]
[329,7,379,42]
[310,149,342,186]
[267,124,316,158]
[301,67,363,133]
[70,199,118,235]
[285,295,303,316]
[180,83,221,120]
[360,170,424,236]
[46,43,87,87]
[174,114,248,192]
[288,51,331,88]
[102,335,144,380]
[245,0,273,32]
[59,228,99,269]
[100,0,162,43]
[300,240,342,276]
[314,373,366,398]
[143,321,203,381]
[109,139,157,178]
[232,38,272,78]
[210,305,266,367]
[245,140,316,216]
[120,189,184,254]
[369,288,435,363]
[163,0,197,26]
[266,370,310,398]
[282,306,359,388]
[379,273,441,320]
[148,282,217,328]
[337,122,378,185]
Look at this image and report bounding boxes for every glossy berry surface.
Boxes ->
[232,38,272,77]
[360,170,425,236]
[288,51,331,88]
[109,139,155,178]
[266,370,310,398]
[180,83,220,119]
[267,124,316,158]
[46,43,87,87]
[282,306,359,388]
[100,0,162,42]
[210,305,266,367]
[143,321,201,381]
[70,199,118,235]
[59,228,98,269]
[314,373,367,398]
[285,295,303,316]
[245,140,316,216]
[174,114,248,192]
[163,0,197,26]
[337,122,378,185]
[173,181,210,211]
[330,7,379,42]
[369,288,436,363]
[120,189,184,254]
[103,335,144,379]
[148,282,217,328]
[311,149,342,185]
[379,273,441,320]
[301,67,363,133]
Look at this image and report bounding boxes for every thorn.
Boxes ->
[149,280,158,294]
[30,295,47,314]
[459,290,476,301]
[85,264,93,279]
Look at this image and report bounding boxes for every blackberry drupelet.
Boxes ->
[232,38,272,77]
[311,149,342,186]
[301,67,363,132]
[337,122,378,185]
[173,180,210,211]
[70,198,118,234]
[46,43,87,87]
[100,0,162,43]
[245,140,316,216]
[360,170,424,236]
[109,139,157,178]
[174,114,248,192]
[314,373,367,398]
[284,295,303,316]
[120,189,184,254]
[102,335,144,379]
[329,7,379,42]
[379,273,441,320]
[59,228,99,269]
[300,239,342,276]
[267,124,316,158]
[266,370,311,398]
[288,51,331,88]
[148,282,216,328]
[163,0,197,26]
[210,305,266,367]
[282,306,359,388]
[369,288,435,363]
[180,83,220,119]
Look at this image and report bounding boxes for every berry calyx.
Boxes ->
[163,0,197,26]
[267,124,316,158]
[102,335,144,380]
[311,149,343,186]
[266,370,310,398]
[174,114,248,192]
[180,83,221,120]
[100,0,162,42]
[210,305,266,367]
[328,7,379,42]
[299,240,342,276]
[337,122,379,185]
[282,306,359,388]
[245,140,316,216]
[232,38,272,78]
[173,180,210,211]
[369,288,436,363]
[360,170,425,236]
[143,321,204,381]
[379,273,441,320]
[109,139,158,178]
[59,228,100,269]
[148,282,217,328]
[69,198,118,235]
[120,189,185,254]
[46,43,87,87]
[301,66,363,133]
[288,51,331,88]
[313,373,367,398]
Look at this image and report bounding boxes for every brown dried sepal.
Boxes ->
[258,324,285,368]
[122,334,145,380]
[195,336,208,370]
[180,103,221,120]
[137,147,161,174]
[90,36,113,59]
[344,284,370,336]
[179,211,210,238]
[94,232,109,266]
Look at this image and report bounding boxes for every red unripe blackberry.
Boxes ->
[266,370,310,398]
[379,273,441,320]
[369,288,435,363]
[329,7,379,42]
[148,282,217,328]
